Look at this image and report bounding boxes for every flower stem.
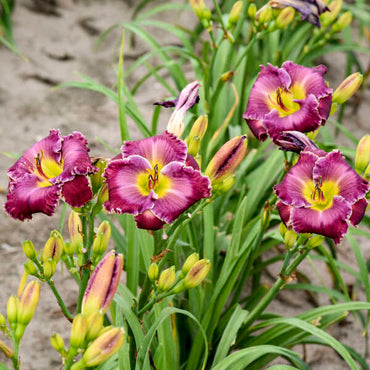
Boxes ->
[47,280,74,321]
[10,338,19,370]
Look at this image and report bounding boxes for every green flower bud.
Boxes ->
[0,313,7,331]
[97,183,109,206]
[181,253,199,277]
[279,222,287,238]
[297,233,311,246]
[71,327,124,370]
[51,332,65,354]
[255,4,272,24]
[284,229,297,249]
[275,7,295,29]
[183,259,211,289]
[187,115,208,157]
[228,1,243,27]
[248,3,257,19]
[220,71,236,82]
[148,263,159,282]
[43,230,64,263]
[332,11,352,32]
[364,164,370,182]
[43,259,57,279]
[85,311,104,343]
[92,221,111,257]
[70,314,87,349]
[63,241,74,256]
[68,211,83,253]
[23,240,36,260]
[306,235,325,249]
[7,295,19,328]
[157,266,176,291]
[24,260,38,276]
[355,135,370,174]
[90,158,108,195]
[333,72,363,105]
[17,281,40,326]
[211,175,236,195]
[320,0,342,27]
[0,339,14,358]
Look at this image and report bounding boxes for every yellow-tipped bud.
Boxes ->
[364,164,370,182]
[255,4,272,24]
[220,71,236,82]
[148,263,159,282]
[275,7,295,29]
[355,135,370,174]
[306,235,325,249]
[248,3,257,19]
[63,241,74,256]
[7,295,19,327]
[228,1,243,27]
[24,260,38,276]
[333,72,363,105]
[85,311,104,342]
[190,0,212,22]
[157,266,176,291]
[43,230,64,263]
[0,339,14,358]
[97,183,109,206]
[187,115,208,157]
[90,158,108,195]
[320,0,342,27]
[284,229,298,249]
[17,281,40,326]
[211,174,236,194]
[92,221,111,257]
[70,314,87,349]
[279,222,287,238]
[181,253,199,277]
[68,211,83,253]
[0,313,7,330]
[51,332,65,354]
[71,327,124,370]
[23,240,36,260]
[17,271,28,298]
[297,233,311,246]
[43,259,57,279]
[332,11,352,32]
[205,135,248,185]
[183,259,211,289]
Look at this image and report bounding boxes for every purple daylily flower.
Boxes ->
[103,131,211,230]
[243,61,332,143]
[274,150,369,243]
[5,129,97,221]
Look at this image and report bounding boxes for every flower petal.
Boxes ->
[313,151,370,204]
[151,162,211,223]
[122,131,187,166]
[4,174,61,220]
[62,175,94,208]
[134,210,166,230]
[8,129,62,181]
[291,196,352,243]
[103,156,154,215]
[276,200,293,228]
[349,198,368,227]
[274,151,319,206]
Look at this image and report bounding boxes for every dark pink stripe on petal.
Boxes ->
[291,196,352,244]
[349,198,368,227]
[62,175,93,208]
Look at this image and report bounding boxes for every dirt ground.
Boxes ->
[0,1,369,369]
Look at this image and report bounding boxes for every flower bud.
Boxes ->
[181,253,199,277]
[70,314,87,349]
[97,183,109,205]
[85,311,104,342]
[51,332,65,354]
[43,259,57,279]
[17,271,28,298]
[187,115,208,157]
[205,135,248,184]
[43,230,64,263]
[320,0,342,27]
[190,0,211,22]
[228,1,243,27]
[306,235,325,249]
[220,71,236,82]
[90,158,108,195]
[17,281,40,326]
[211,174,236,194]
[183,259,211,289]
[248,3,257,19]
[23,240,36,260]
[0,339,14,358]
[7,296,19,328]
[279,222,287,238]
[332,11,352,32]
[332,72,363,106]
[297,233,311,246]
[255,4,272,24]
[24,260,38,276]
[157,266,176,291]
[68,211,83,253]
[148,263,159,282]
[71,327,124,370]
[275,7,295,29]
[0,314,7,333]
[355,135,370,174]
[284,229,297,249]
[92,221,111,258]
[63,241,74,256]
[364,164,370,182]
[82,251,124,316]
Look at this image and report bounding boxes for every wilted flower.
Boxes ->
[104,131,211,230]
[269,0,329,27]
[243,62,332,143]
[155,81,200,138]
[274,150,369,243]
[5,130,97,221]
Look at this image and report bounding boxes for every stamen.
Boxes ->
[311,178,325,203]
[147,164,159,190]
[34,151,48,179]
[276,87,290,112]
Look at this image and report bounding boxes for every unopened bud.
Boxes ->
[220,71,236,82]
[92,221,111,257]
[97,183,109,205]
[23,240,36,260]
[51,332,65,354]
[85,311,104,342]
[205,135,248,184]
[71,327,124,370]
[211,175,236,195]
[306,235,325,249]
[0,313,6,330]
[7,296,19,327]
[333,72,363,105]
[82,251,124,316]
[297,233,311,246]
[43,259,57,279]
[181,253,199,277]
[17,281,40,326]
[157,266,176,291]
[279,222,287,238]
[17,271,28,298]
[364,164,370,182]
[183,259,211,289]
[284,229,297,249]
[43,230,64,263]
[255,4,272,24]
[190,0,211,22]
[332,11,352,32]
[248,3,257,19]
[63,241,74,256]
[228,1,243,27]
[187,115,208,156]
[148,263,159,282]
[0,339,14,358]
[320,0,342,27]
[24,260,38,276]
[275,7,295,29]
[68,211,83,253]
[90,158,108,195]
[70,314,87,349]
[355,135,370,174]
